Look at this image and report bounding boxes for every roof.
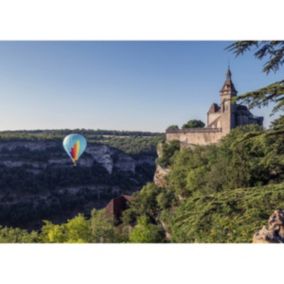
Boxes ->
[220,67,237,94]
[208,103,220,113]
[105,195,133,221]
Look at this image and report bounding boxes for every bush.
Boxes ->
[0,226,39,243]
[41,214,91,243]
[182,120,205,129]
[90,209,122,243]
[129,216,165,243]
[166,125,179,132]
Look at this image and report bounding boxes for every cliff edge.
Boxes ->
[253,209,284,243]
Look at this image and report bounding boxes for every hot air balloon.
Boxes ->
[63,134,87,166]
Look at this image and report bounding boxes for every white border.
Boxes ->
[0,0,283,40]
[0,0,283,284]
[0,244,284,284]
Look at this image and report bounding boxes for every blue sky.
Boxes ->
[0,41,282,132]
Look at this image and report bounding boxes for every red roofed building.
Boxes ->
[105,195,133,222]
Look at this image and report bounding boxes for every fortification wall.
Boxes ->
[207,112,221,126]
[166,128,225,146]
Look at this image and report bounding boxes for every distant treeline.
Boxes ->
[0,129,164,155]
[0,129,163,139]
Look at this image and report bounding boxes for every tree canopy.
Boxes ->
[166,125,179,131]
[182,120,205,129]
[227,41,284,132]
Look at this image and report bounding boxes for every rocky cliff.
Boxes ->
[253,209,284,243]
[153,165,170,188]
[0,139,156,229]
[153,142,171,188]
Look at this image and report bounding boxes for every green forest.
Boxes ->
[0,120,283,243]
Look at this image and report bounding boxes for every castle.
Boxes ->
[166,68,264,146]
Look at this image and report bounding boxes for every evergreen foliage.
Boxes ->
[227,41,284,133]
[169,183,284,243]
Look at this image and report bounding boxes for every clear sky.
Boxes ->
[0,41,282,132]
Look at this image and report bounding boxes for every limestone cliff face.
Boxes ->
[253,210,284,243]
[154,164,170,188]
[0,140,145,174]
[0,140,156,229]
[153,142,170,187]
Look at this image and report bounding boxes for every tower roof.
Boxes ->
[220,67,237,95]
[208,103,220,113]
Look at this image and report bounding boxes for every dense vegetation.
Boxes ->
[1,124,283,243]
[170,183,284,242]
[121,124,284,243]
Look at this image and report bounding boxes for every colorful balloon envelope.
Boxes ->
[63,134,87,166]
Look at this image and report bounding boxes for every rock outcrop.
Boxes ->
[0,140,153,174]
[253,209,284,243]
[153,142,170,187]
[153,164,170,188]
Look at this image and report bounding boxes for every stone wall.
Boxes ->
[166,128,224,146]
[207,112,221,126]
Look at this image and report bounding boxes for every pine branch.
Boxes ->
[237,80,284,114]
[226,41,284,74]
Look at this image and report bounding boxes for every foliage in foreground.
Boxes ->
[227,41,284,133]
[170,183,284,243]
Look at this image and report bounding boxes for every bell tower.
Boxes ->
[220,67,237,134]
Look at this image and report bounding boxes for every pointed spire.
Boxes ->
[220,66,237,95]
[226,65,232,80]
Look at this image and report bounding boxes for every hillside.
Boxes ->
[0,125,283,243]
[0,130,163,229]
[120,124,284,243]
[169,183,284,242]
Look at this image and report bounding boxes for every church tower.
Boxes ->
[220,67,237,134]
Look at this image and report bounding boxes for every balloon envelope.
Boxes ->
[63,134,87,165]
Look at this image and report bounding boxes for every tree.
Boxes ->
[157,140,180,168]
[166,125,179,132]
[0,226,39,243]
[90,209,120,243]
[41,214,92,243]
[227,41,284,133]
[65,214,91,243]
[41,221,66,243]
[129,216,164,243]
[182,120,205,129]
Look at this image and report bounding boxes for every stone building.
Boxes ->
[166,68,263,146]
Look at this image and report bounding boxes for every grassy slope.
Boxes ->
[169,183,284,243]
